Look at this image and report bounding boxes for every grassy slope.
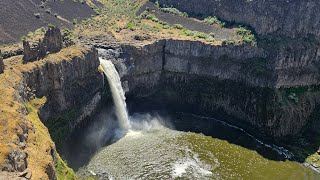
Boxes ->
[0,46,88,179]
[74,0,251,46]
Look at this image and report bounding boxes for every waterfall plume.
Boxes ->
[99,58,130,130]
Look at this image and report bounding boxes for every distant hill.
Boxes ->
[0,0,101,44]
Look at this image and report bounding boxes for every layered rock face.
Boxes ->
[22,47,102,123]
[154,0,320,39]
[110,39,320,138]
[115,0,320,138]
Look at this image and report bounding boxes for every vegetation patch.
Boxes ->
[45,108,80,149]
[203,16,225,27]
[56,154,77,180]
[236,26,257,46]
[159,6,188,17]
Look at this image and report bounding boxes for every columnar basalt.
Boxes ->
[109,39,320,138]
[0,46,102,179]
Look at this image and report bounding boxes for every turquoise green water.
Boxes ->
[79,127,320,179]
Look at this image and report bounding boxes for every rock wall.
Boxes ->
[23,27,63,63]
[113,39,320,138]
[154,0,320,39]
[0,52,4,73]
[22,47,102,127]
[0,46,102,179]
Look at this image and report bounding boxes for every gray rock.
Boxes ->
[23,27,63,63]
[0,51,4,73]
[118,39,320,137]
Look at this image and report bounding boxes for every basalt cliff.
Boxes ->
[154,0,320,39]
[0,28,102,179]
[99,37,319,138]
[1,0,320,179]
[110,0,320,138]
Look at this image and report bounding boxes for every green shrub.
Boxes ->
[145,14,160,22]
[173,24,184,29]
[183,30,214,42]
[204,16,225,27]
[48,23,55,29]
[160,7,188,17]
[183,29,194,36]
[126,21,136,28]
[222,39,236,46]
[236,26,257,46]
[163,25,170,29]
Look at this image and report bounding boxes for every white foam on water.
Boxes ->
[172,149,214,178]
[172,158,213,178]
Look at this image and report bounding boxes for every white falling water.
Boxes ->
[99,58,130,130]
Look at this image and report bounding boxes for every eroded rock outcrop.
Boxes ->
[23,27,63,63]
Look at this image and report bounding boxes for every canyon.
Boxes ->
[0,0,320,179]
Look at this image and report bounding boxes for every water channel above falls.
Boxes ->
[60,60,320,179]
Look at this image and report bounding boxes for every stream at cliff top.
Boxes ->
[62,59,320,179]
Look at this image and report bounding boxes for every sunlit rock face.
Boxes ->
[22,47,102,125]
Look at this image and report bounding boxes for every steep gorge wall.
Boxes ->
[116,39,320,138]
[0,46,102,179]
[154,0,320,39]
[22,47,102,124]
[153,0,320,85]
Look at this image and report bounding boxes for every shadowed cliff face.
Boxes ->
[101,39,320,138]
[0,46,102,179]
[154,0,320,39]
[0,54,4,73]
[22,48,102,123]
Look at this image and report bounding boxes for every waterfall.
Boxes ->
[99,58,130,130]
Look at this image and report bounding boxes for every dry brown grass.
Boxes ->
[116,19,222,46]
[0,45,88,179]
